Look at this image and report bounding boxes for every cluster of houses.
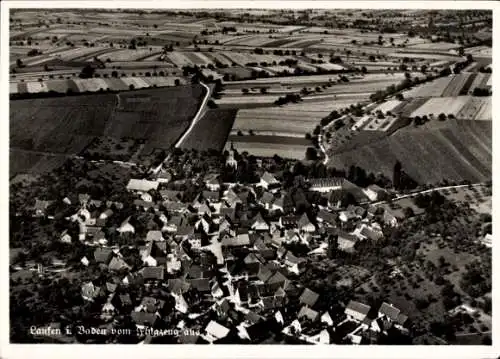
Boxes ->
[27,165,411,344]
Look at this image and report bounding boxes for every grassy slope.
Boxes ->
[328,120,491,184]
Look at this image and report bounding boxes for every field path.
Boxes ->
[174,82,212,148]
[369,182,487,206]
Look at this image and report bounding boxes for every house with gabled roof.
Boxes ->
[141,266,164,281]
[94,248,113,264]
[337,231,358,253]
[308,177,345,193]
[108,256,130,272]
[203,321,230,343]
[117,217,135,234]
[279,215,299,229]
[221,233,250,247]
[299,288,319,308]
[258,171,280,190]
[345,300,371,322]
[81,281,101,302]
[284,251,306,275]
[298,305,320,322]
[251,213,269,232]
[362,184,387,202]
[298,213,315,233]
[131,311,159,329]
[317,209,337,227]
[146,230,164,242]
[259,191,275,210]
[378,302,408,328]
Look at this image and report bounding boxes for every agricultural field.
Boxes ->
[10,76,186,94]
[225,135,312,160]
[328,120,491,184]
[10,84,206,175]
[180,109,238,151]
[456,97,492,121]
[409,97,470,119]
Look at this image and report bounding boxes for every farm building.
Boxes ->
[126,179,159,193]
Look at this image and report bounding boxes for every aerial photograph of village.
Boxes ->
[8,7,492,345]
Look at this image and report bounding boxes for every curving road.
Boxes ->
[174,82,212,148]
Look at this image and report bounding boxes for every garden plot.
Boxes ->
[410,96,469,118]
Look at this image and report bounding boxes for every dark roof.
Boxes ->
[245,311,264,324]
[164,200,187,212]
[298,306,319,321]
[260,192,275,205]
[131,311,158,326]
[189,278,211,292]
[160,190,182,201]
[108,257,130,271]
[317,209,338,224]
[94,248,113,264]
[266,271,287,285]
[299,288,320,307]
[297,213,313,228]
[202,191,220,201]
[119,293,132,306]
[379,302,401,321]
[142,266,164,280]
[257,265,273,282]
[346,300,371,316]
[261,171,279,185]
[168,278,191,294]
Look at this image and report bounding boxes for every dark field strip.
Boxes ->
[459,73,477,95]
[263,38,295,48]
[227,134,312,146]
[398,98,429,117]
[180,109,238,152]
